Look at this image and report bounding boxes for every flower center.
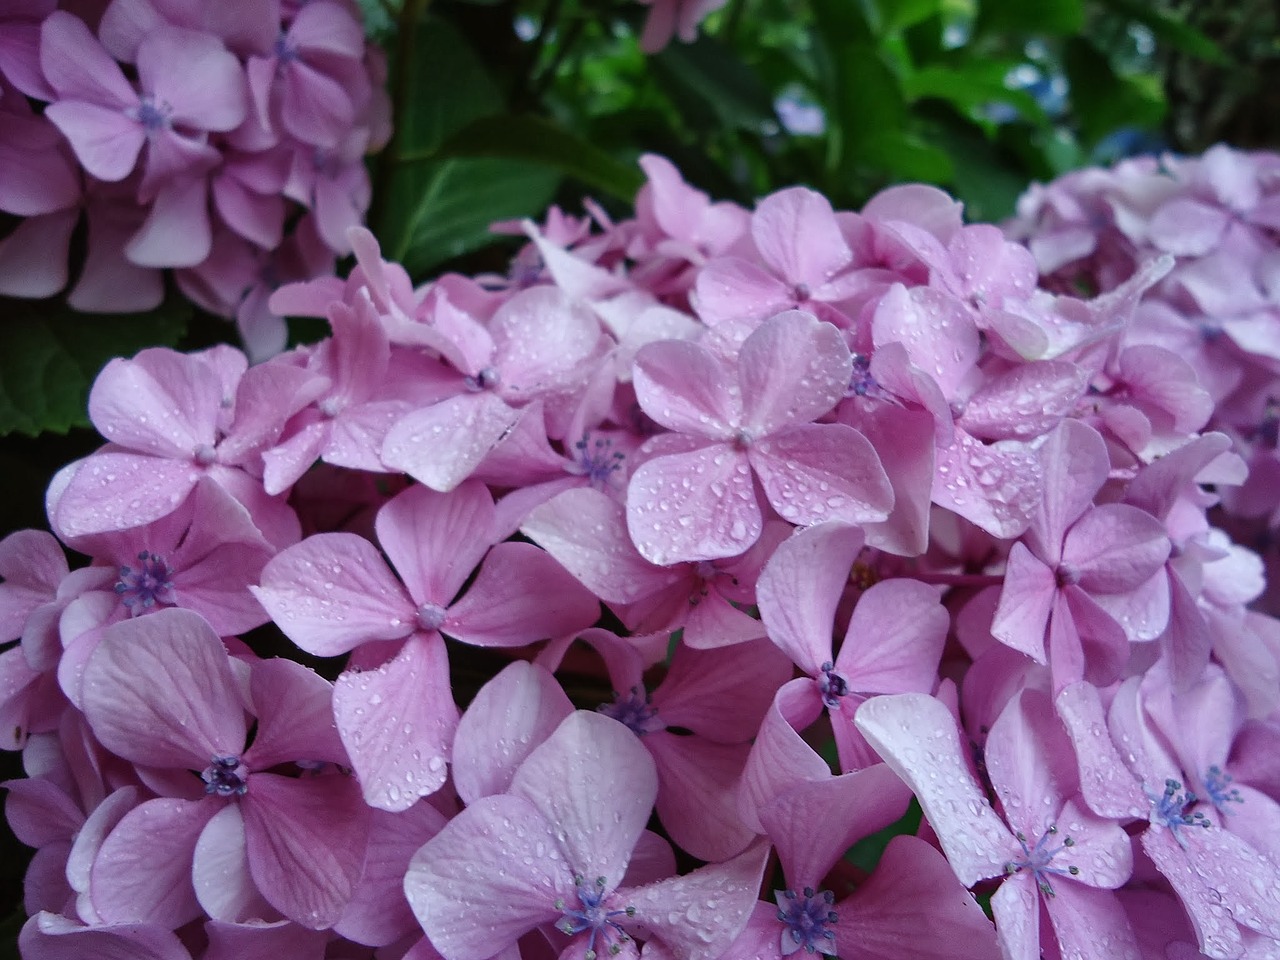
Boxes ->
[114,552,176,615]
[464,367,501,392]
[817,662,849,709]
[416,602,448,632]
[775,887,838,955]
[272,32,300,63]
[1054,563,1080,587]
[572,435,625,488]
[1203,765,1244,814]
[131,96,172,134]
[1151,778,1210,845]
[1003,824,1079,896]
[847,354,879,399]
[555,876,635,960]
[202,755,249,797]
[598,686,666,737]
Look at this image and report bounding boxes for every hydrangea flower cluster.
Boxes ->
[0,0,388,359]
[4,151,1280,960]
[1006,145,1280,557]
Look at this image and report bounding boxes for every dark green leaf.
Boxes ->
[975,0,1084,35]
[1064,37,1165,146]
[845,799,923,872]
[925,118,1031,221]
[903,62,1050,126]
[392,16,503,159]
[384,158,560,278]
[1098,0,1229,64]
[438,115,644,202]
[0,297,189,438]
[650,35,777,132]
[871,0,941,34]
[860,129,955,182]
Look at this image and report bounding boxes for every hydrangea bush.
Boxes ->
[0,0,388,360]
[4,148,1280,960]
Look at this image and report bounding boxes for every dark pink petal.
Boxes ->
[2,777,81,847]
[240,772,370,928]
[633,338,739,438]
[90,796,219,926]
[191,804,274,922]
[375,481,496,609]
[757,521,861,675]
[750,423,893,526]
[842,835,1000,960]
[737,679,830,834]
[681,588,768,649]
[252,532,414,657]
[382,393,522,493]
[648,733,757,862]
[759,764,911,891]
[202,919,327,960]
[405,793,569,960]
[0,210,77,299]
[738,311,850,436]
[623,839,769,960]
[333,632,457,811]
[82,608,246,769]
[243,658,345,769]
[0,529,66,639]
[932,430,1041,539]
[990,872,1039,960]
[522,488,680,604]
[335,801,448,947]
[453,661,573,805]
[137,28,246,131]
[19,911,191,960]
[446,541,599,647]
[653,639,791,743]
[854,693,1019,886]
[752,187,850,288]
[840,402,934,556]
[127,176,212,268]
[836,578,948,693]
[626,444,760,565]
[510,711,657,886]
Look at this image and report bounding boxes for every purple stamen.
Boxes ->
[202,755,249,797]
[1003,823,1080,897]
[598,686,666,737]
[555,875,635,960]
[115,551,176,615]
[817,662,849,709]
[774,887,838,956]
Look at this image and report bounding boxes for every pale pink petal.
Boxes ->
[682,588,769,649]
[381,393,521,493]
[39,12,136,106]
[854,693,1019,886]
[836,578,948,693]
[333,632,458,811]
[752,187,850,288]
[510,711,657,885]
[757,521,862,674]
[0,211,77,298]
[1044,882,1141,960]
[81,608,247,769]
[623,839,769,960]
[737,679,830,834]
[1061,504,1170,594]
[843,835,1000,960]
[626,444,760,565]
[446,542,599,646]
[281,63,354,148]
[738,311,850,436]
[1053,683,1146,820]
[759,764,911,890]
[127,176,212,268]
[405,794,568,960]
[991,543,1055,663]
[1140,828,1243,960]
[932,430,1042,539]
[18,911,191,960]
[840,402,934,556]
[251,532,414,657]
[750,423,893,526]
[89,350,221,458]
[958,360,1088,442]
[1030,420,1108,557]
[1149,198,1229,256]
[452,661,573,805]
[632,339,739,438]
[90,796,219,926]
[693,255,793,325]
[138,28,246,131]
[522,487,680,604]
[240,772,370,928]
[192,804,274,922]
[375,481,496,608]
[871,285,979,399]
[202,919,327,960]
[990,872,1040,960]
[490,286,600,400]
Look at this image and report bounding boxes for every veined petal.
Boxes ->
[738,311,850,436]
[632,338,739,438]
[751,424,893,527]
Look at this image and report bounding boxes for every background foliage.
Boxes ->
[0,0,1276,951]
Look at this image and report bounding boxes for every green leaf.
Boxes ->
[1063,37,1165,146]
[860,129,955,183]
[845,799,923,872]
[871,0,942,34]
[384,158,560,278]
[1098,0,1229,64]
[650,35,777,132]
[903,61,1049,126]
[392,16,503,159]
[0,297,189,438]
[975,0,1084,35]
[438,115,644,202]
